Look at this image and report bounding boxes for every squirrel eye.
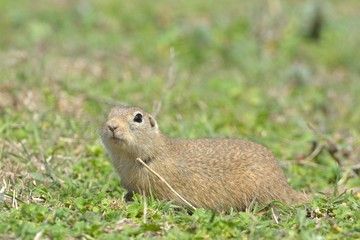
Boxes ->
[133,113,143,123]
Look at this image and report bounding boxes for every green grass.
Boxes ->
[1,0,359,239]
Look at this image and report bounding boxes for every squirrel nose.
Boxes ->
[107,123,118,133]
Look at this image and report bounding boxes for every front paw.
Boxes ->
[124,192,134,202]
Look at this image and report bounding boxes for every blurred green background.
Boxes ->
[0,0,359,239]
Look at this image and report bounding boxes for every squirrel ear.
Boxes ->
[148,115,157,128]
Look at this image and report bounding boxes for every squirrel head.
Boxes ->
[101,105,161,159]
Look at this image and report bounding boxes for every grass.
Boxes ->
[0,0,359,239]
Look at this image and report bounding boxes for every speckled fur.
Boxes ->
[101,105,308,210]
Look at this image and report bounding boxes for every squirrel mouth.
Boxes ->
[110,135,124,142]
[109,132,126,142]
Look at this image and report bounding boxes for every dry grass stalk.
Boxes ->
[12,190,18,209]
[136,157,196,211]
[301,142,326,163]
[33,231,43,240]
[271,207,279,224]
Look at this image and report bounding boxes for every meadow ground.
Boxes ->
[0,0,359,239]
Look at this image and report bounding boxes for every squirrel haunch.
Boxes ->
[101,105,308,210]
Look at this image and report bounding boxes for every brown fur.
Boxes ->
[101,105,308,210]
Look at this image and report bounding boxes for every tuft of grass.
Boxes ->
[1,0,359,239]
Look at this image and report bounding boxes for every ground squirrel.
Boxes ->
[101,105,308,210]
